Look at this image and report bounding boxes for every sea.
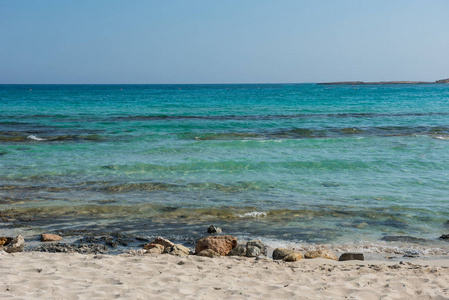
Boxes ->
[1,84,449,255]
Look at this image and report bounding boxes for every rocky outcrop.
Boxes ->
[41,234,62,242]
[4,235,25,253]
[339,252,364,261]
[439,234,449,240]
[436,78,449,84]
[245,240,266,257]
[272,248,302,260]
[196,235,237,256]
[304,249,338,260]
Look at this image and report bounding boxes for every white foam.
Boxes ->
[27,135,47,141]
[237,211,267,218]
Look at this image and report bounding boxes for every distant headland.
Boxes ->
[318,78,449,85]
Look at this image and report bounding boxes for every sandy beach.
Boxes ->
[1,250,448,299]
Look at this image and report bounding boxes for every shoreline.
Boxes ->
[3,231,448,261]
[2,227,449,258]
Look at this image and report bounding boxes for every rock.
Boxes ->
[164,244,191,256]
[41,234,62,242]
[339,252,364,261]
[150,237,174,248]
[227,245,246,256]
[197,249,220,258]
[4,235,25,253]
[439,234,449,240]
[436,78,449,84]
[196,235,237,256]
[207,225,222,235]
[284,253,303,262]
[0,237,13,247]
[304,249,338,260]
[272,248,302,260]
[245,240,267,257]
[143,243,165,254]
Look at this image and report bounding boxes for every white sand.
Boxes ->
[1,251,449,299]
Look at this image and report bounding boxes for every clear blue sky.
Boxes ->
[1,0,449,84]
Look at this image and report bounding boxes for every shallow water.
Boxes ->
[1,84,449,254]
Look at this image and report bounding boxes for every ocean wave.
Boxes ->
[237,211,267,218]
[27,135,47,141]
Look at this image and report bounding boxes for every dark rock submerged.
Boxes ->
[31,243,108,254]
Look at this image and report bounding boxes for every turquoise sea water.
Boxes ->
[1,84,449,254]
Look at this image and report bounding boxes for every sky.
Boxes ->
[1,0,449,84]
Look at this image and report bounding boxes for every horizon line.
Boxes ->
[0,82,317,85]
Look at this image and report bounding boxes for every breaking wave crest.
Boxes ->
[27,135,47,141]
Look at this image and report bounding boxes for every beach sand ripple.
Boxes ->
[1,251,449,299]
